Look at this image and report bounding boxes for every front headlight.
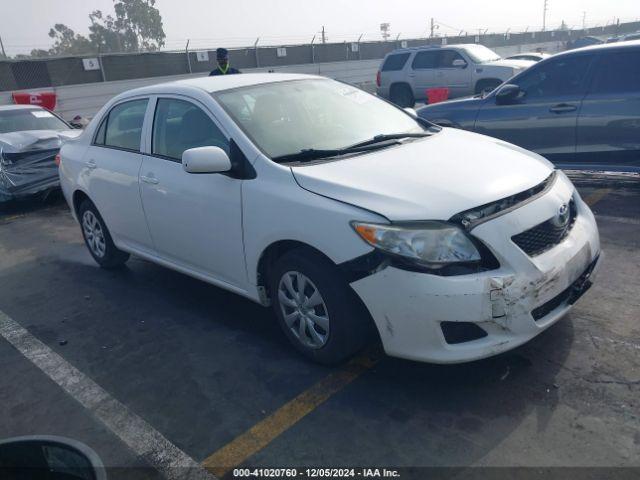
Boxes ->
[351,221,481,268]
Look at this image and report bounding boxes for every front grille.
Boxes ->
[512,200,577,257]
[450,171,556,229]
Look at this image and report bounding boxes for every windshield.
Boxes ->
[0,108,69,134]
[464,45,501,63]
[216,79,424,159]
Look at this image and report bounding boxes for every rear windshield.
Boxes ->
[0,109,69,134]
[382,53,410,71]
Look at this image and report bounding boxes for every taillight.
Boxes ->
[376,71,381,87]
[54,153,61,166]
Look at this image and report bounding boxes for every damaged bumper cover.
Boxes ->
[350,173,601,363]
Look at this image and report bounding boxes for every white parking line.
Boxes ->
[0,310,215,480]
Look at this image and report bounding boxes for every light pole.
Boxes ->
[0,33,7,58]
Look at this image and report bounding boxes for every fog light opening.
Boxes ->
[441,321,488,344]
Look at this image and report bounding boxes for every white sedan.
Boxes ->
[59,73,600,364]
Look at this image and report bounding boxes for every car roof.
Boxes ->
[0,104,43,112]
[119,73,323,98]
[507,52,549,57]
[562,38,640,55]
[386,43,480,55]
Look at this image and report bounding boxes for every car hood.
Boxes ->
[291,128,553,221]
[483,58,534,69]
[418,94,482,114]
[0,129,81,153]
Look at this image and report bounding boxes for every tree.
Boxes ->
[47,24,94,56]
[29,0,165,57]
[88,0,165,53]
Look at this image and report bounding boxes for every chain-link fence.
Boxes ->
[1,21,639,92]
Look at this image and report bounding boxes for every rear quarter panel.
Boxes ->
[59,135,91,218]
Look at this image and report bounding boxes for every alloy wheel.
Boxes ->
[82,210,106,258]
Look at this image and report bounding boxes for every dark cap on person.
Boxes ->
[216,48,229,60]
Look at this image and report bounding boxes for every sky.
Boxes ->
[0,0,639,56]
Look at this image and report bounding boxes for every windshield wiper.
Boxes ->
[272,144,387,163]
[346,132,431,149]
[272,132,432,164]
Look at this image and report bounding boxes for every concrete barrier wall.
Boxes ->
[0,59,381,120]
[0,36,614,121]
[3,21,639,91]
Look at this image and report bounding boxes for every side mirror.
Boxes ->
[0,436,106,480]
[452,59,467,68]
[495,84,522,105]
[182,146,231,174]
[403,107,418,118]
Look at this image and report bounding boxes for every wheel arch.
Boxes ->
[389,82,415,105]
[256,240,336,294]
[256,239,381,344]
[72,189,91,218]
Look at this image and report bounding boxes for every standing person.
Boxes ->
[209,48,241,76]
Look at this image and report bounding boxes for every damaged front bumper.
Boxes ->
[0,129,80,203]
[0,148,60,202]
[350,175,601,364]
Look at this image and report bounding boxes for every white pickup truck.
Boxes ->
[376,44,534,107]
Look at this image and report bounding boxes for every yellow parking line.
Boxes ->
[0,214,26,223]
[201,352,379,477]
[583,188,611,207]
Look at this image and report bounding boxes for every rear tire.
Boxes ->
[78,199,129,269]
[389,83,415,108]
[475,79,502,95]
[269,249,371,365]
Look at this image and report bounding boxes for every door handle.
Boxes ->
[85,160,97,170]
[549,103,577,113]
[140,175,159,185]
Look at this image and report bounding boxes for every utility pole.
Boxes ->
[542,0,549,31]
[380,23,391,41]
[0,33,6,59]
[430,18,435,38]
[582,11,587,30]
[320,26,327,44]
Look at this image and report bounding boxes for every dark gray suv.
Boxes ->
[417,40,640,172]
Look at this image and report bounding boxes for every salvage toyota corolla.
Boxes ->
[58,74,601,364]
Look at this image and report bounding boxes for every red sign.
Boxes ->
[12,92,57,111]
[426,87,450,105]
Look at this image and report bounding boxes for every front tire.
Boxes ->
[269,249,371,365]
[475,79,502,95]
[78,199,129,269]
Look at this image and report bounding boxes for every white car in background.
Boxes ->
[376,44,534,107]
[0,105,79,203]
[59,74,600,364]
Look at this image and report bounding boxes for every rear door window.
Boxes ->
[411,51,439,70]
[590,50,640,94]
[381,53,410,72]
